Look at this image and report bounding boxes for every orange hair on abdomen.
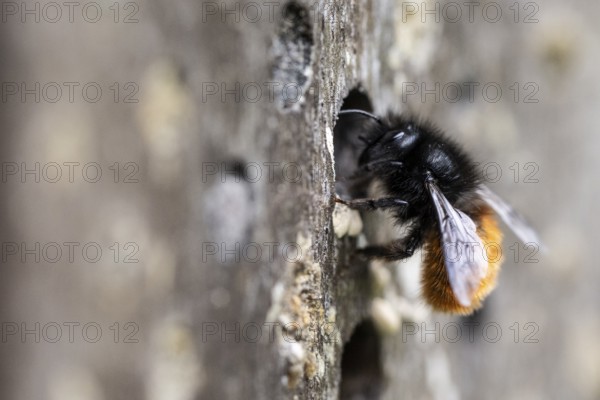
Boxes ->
[421,204,503,315]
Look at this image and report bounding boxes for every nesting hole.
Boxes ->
[340,320,384,399]
[271,2,314,111]
[334,88,374,198]
[339,88,374,112]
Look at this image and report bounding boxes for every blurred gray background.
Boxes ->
[0,0,598,399]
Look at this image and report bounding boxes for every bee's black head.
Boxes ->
[356,115,480,199]
[358,121,421,167]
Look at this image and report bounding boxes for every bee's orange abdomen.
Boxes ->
[421,204,503,315]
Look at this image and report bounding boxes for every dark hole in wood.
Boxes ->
[334,88,374,198]
[340,319,384,400]
[340,87,374,112]
[271,1,314,111]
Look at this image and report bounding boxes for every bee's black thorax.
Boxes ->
[358,117,481,220]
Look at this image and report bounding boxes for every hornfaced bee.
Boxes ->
[335,110,542,315]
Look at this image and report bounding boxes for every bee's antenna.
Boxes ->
[338,109,383,125]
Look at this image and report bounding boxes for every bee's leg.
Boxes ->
[335,196,408,211]
[357,229,423,261]
[361,160,403,172]
[350,160,403,179]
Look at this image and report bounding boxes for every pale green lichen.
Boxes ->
[332,203,363,238]
[147,318,204,400]
[265,229,338,392]
[369,261,392,294]
[135,59,191,186]
[371,297,401,335]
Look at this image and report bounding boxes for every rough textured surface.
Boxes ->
[1,0,599,399]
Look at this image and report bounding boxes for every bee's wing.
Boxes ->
[476,185,544,249]
[426,181,488,307]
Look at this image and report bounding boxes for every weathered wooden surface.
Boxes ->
[1,0,600,399]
